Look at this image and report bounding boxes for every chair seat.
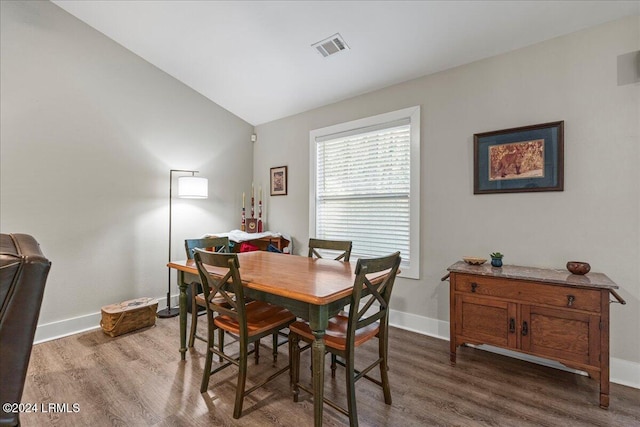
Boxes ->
[215,301,295,337]
[289,315,379,351]
[195,293,206,307]
[195,293,228,307]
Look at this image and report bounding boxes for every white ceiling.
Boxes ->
[52,1,639,126]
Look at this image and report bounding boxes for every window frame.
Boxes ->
[309,106,420,279]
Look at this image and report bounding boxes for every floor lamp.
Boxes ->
[157,169,208,318]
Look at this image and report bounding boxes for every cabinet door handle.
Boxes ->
[522,321,528,336]
[509,318,515,333]
[567,295,575,307]
[471,283,478,293]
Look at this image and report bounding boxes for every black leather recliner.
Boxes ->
[0,234,51,427]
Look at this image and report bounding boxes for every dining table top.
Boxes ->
[167,250,387,306]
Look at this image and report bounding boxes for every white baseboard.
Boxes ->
[34,312,102,343]
[388,308,640,390]
[610,357,640,389]
[32,300,639,390]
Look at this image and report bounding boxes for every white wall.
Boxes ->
[254,15,640,381]
[0,1,253,339]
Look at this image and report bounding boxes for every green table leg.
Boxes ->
[178,270,188,360]
[310,306,329,427]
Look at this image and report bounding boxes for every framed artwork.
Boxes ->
[270,166,288,196]
[474,121,564,194]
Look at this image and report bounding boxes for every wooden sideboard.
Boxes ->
[206,231,291,254]
[231,235,290,253]
[444,261,625,409]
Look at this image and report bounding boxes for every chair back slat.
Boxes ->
[185,236,230,259]
[193,249,246,335]
[210,269,238,309]
[348,252,401,342]
[308,238,352,262]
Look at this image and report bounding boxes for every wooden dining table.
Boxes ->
[167,250,388,426]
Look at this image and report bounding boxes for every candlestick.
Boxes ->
[241,193,246,231]
[251,189,255,220]
[258,188,263,232]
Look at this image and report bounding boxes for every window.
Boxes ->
[310,106,420,279]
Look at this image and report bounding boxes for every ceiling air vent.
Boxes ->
[312,33,350,58]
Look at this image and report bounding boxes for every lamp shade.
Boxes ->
[178,176,208,199]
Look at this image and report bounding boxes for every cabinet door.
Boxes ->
[521,305,600,366]
[455,294,517,349]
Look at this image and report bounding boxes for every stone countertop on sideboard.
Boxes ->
[447,261,619,290]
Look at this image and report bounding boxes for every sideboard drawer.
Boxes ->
[455,274,601,313]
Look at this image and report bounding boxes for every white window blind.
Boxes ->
[311,106,420,279]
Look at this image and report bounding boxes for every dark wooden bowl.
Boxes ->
[566,261,591,275]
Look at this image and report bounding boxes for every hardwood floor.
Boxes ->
[20,317,640,426]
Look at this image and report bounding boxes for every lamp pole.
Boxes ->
[158,169,205,318]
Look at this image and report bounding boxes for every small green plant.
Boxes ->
[490,252,503,259]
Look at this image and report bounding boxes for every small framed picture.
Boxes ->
[474,121,564,194]
[270,166,288,196]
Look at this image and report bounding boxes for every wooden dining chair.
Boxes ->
[307,237,353,374]
[194,249,295,419]
[184,236,230,348]
[308,238,352,261]
[289,251,401,427]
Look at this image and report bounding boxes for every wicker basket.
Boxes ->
[100,297,158,337]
